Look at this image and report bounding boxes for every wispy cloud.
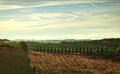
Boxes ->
[0,1,87,10]
[0,5,22,10]
[0,0,120,39]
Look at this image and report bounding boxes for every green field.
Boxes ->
[0,47,33,74]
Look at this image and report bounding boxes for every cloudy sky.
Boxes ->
[0,0,120,40]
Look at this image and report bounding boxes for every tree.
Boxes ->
[19,41,28,52]
[116,47,120,54]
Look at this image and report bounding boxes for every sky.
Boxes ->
[0,0,120,40]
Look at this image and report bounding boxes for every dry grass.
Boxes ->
[28,50,120,74]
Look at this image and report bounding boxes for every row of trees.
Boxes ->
[1,40,120,56]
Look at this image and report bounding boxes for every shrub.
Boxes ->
[19,41,28,52]
[116,47,120,54]
[103,49,114,58]
[0,43,16,50]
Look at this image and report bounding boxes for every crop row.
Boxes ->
[0,53,33,74]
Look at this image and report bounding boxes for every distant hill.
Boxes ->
[0,39,10,41]
[14,38,120,43]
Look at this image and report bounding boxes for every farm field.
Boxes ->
[28,50,120,74]
[0,38,120,74]
[0,47,33,74]
[0,0,120,74]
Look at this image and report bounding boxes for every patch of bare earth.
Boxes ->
[0,47,26,55]
[28,50,120,74]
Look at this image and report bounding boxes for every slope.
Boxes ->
[0,47,33,74]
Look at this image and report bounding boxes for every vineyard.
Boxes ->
[0,47,33,74]
[0,39,120,74]
[27,42,120,61]
[28,46,112,56]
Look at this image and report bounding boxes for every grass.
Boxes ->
[28,50,120,74]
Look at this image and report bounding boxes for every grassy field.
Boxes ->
[28,50,120,74]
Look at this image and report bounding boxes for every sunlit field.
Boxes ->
[28,50,120,74]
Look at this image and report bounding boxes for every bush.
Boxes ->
[92,49,100,58]
[116,47,120,54]
[103,49,114,58]
[19,41,28,52]
[0,43,16,50]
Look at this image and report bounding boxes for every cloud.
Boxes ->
[0,0,120,39]
[1,0,113,10]
[0,5,22,10]
[0,0,119,12]
[0,10,119,32]
[0,12,77,31]
[0,19,25,31]
[27,12,77,21]
[25,16,120,32]
[0,1,85,10]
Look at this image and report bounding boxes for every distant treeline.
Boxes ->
[60,38,120,49]
[26,38,120,61]
[27,38,120,49]
[0,38,120,49]
[0,39,10,41]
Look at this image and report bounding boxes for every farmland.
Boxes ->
[0,38,120,74]
[28,50,120,74]
[0,47,33,74]
[27,38,120,61]
[1,0,120,74]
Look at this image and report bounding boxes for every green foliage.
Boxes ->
[0,53,33,74]
[116,47,120,54]
[19,41,28,52]
[26,40,119,60]
[93,49,101,55]
[104,49,113,55]
[103,49,114,58]
[92,49,100,58]
[0,43,16,50]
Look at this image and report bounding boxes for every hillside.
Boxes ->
[28,50,120,74]
[0,38,120,74]
[0,47,33,74]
